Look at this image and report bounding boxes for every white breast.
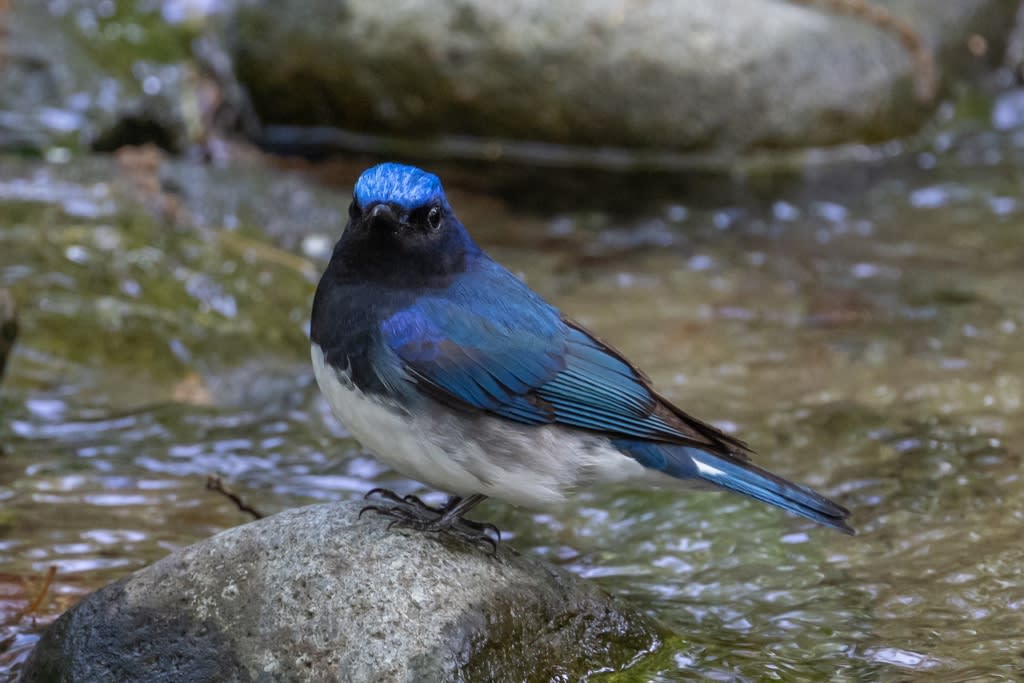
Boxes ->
[311,343,648,508]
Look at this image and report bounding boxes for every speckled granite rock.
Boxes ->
[19,502,660,682]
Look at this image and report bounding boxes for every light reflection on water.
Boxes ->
[2,118,1024,679]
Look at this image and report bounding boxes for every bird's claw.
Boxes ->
[362,487,404,505]
[383,514,500,553]
[362,487,445,515]
[359,490,500,552]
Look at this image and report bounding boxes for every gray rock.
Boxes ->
[0,2,182,154]
[0,2,248,156]
[226,0,1019,158]
[19,502,660,682]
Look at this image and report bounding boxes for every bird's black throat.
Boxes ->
[310,208,477,396]
[324,206,473,291]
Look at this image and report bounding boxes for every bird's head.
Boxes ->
[330,163,477,285]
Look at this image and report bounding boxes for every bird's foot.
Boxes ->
[359,490,500,552]
[386,512,501,553]
[361,487,446,515]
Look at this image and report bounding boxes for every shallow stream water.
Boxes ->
[2,104,1024,680]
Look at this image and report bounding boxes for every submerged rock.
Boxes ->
[19,502,660,682]
[226,0,1018,158]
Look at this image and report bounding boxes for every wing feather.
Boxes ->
[381,286,747,455]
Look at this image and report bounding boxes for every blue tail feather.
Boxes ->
[618,440,853,534]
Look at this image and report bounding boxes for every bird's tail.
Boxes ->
[618,440,854,534]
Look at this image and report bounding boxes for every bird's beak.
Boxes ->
[366,203,399,229]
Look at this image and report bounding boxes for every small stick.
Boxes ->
[17,565,57,619]
[206,475,265,520]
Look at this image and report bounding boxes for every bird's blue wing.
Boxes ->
[379,265,739,448]
[381,298,559,424]
[378,266,854,532]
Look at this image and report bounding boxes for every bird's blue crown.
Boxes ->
[353,163,444,210]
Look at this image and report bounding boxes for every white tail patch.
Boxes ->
[694,458,726,480]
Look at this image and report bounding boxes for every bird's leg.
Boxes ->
[433,495,492,533]
[419,494,501,551]
[360,490,501,551]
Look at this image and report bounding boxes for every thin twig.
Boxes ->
[206,475,265,520]
[792,0,937,103]
[16,565,57,620]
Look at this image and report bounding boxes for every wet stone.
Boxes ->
[19,502,661,682]
[0,1,226,155]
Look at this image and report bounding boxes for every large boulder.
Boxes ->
[19,502,660,682]
[227,0,1019,157]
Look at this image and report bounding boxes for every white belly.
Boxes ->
[311,344,647,508]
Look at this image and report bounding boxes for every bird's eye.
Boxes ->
[427,206,442,230]
[348,201,362,221]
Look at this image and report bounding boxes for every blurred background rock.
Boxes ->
[3,0,1022,166]
[229,0,1019,160]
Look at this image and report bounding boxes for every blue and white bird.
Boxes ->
[311,163,853,544]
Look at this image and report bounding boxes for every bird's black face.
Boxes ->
[329,197,472,287]
[347,199,443,248]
